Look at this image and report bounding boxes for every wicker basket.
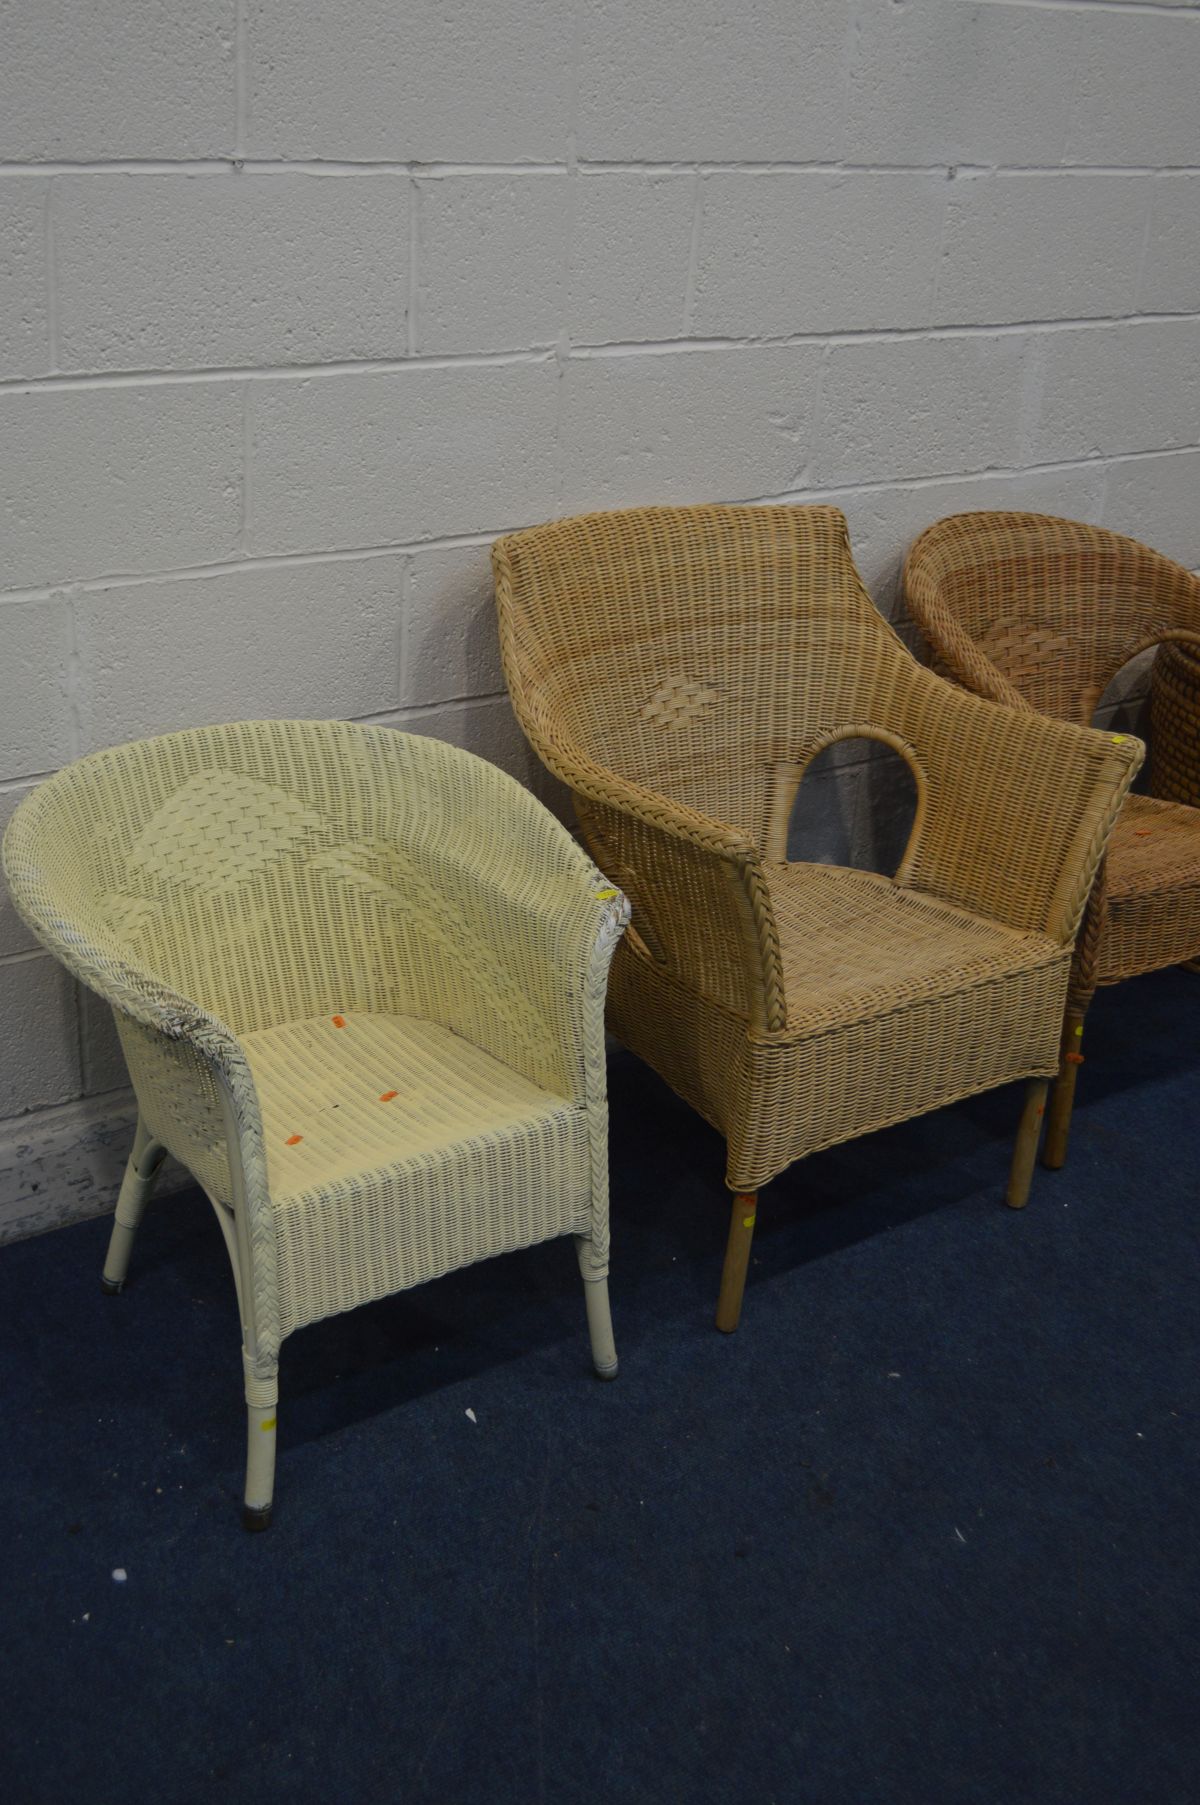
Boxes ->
[1150,638,1200,808]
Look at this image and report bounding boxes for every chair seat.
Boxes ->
[243,1012,590,1336]
[1098,794,1200,981]
[654,861,1076,1189]
[768,863,1063,1031]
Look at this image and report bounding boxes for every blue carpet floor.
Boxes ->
[1,966,1197,1805]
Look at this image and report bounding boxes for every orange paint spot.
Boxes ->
[379,1090,398,1102]
[331,1015,346,1028]
[285,1134,303,1146]
[1065,1052,1085,1067]
[1134,829,1152,838]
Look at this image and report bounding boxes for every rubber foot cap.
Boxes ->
[593,1360,619,1382]
[100,1275,124,1295]
[242,1502,273,1533]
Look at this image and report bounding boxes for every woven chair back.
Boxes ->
[496,503,934,856]
[5,720,583,1096]
[904,511,1200,726]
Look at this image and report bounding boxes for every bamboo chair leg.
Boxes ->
[242,1369,279,1533]
[101,1118,166,1294]
[575,1236,618,1379]
[1006,1080,1049,1210]
[716,1192,758,1334]
[1042,1007,1088,1171]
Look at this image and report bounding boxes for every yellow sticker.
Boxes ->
[1110,734,1127,744]
[1074,1024,1083,1036]
[742,1214,756,1228]
[594,887,618,900]
[260,1416,277,1432]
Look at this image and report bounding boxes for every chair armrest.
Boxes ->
[2,801,280,1346]
[518,723,788,1033]
[411,840,631,1105]
[903,554,1029,710]
[893,668,1144,945]
[110,1005,280,1352]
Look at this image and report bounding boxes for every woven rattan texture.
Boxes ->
[246,1011,589,1337]
[1150,639,1200,810]
[905,512,1200,992]
[494,504,1140,1192]
[769,864,1066,1027]
[2,720,628,1360]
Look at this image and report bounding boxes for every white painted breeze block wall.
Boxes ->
[2,0,1199,1237]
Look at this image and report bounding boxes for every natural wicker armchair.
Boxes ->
[494,504,1142,1331]
[2,721,628,1529]
[905,511,1200,1168]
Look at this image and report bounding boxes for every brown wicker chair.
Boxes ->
[904,511,1200,1171]
[494,504,1141,1331]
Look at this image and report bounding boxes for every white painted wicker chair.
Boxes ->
[2,720,628,1529]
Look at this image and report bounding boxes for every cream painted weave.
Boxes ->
[246,1011,590,1337]
[2,720,628,1372]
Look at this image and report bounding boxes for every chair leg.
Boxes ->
[715,1192,758,1334]
[242,1366,279,1532]
[1006,1079,1049,1210]
[575,1236,618,1379]
[1042,1006,1088,1171]
[101,1119,166,1294]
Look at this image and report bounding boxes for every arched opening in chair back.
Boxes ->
[496,503,923,854]
[768,726,926,879]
